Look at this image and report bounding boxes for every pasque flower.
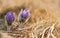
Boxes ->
[19,9,30,22]
[21,9,29,18]
[5,11,15,25]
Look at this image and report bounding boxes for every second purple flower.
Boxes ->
[18,9,30,23]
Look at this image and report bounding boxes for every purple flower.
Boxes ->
[21,9,30,19]
[5,11,15,25]
[19,9,30,22]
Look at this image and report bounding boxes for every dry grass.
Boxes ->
[0,0,60,38]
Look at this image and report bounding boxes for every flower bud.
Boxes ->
[19,9,30,22]
[5,11,15,25]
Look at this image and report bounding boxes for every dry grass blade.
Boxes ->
[41,24,56,38]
